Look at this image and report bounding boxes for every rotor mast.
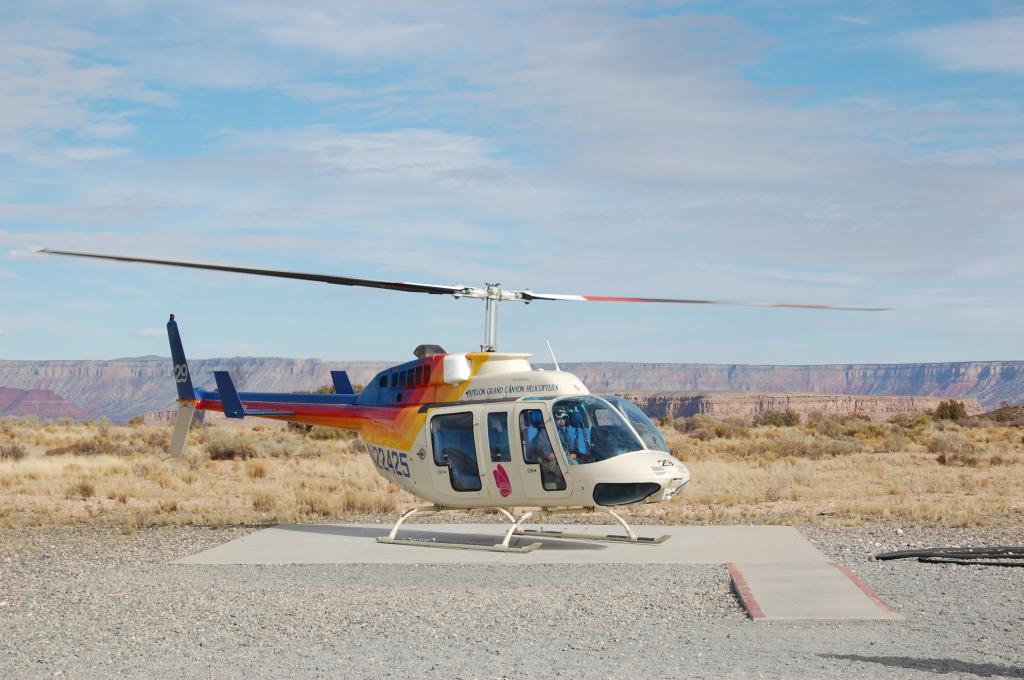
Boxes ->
[461,283,525,352]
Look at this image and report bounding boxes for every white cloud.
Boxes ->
[282,82,360,102]
[0,39,160,164]
[833,15,873,27]
[218,4,455,59]
[899,15,1024,74]
[2,3,1024,361]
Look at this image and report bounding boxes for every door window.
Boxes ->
[487,412,511,462]
[519,409,566,491]
[430,412,481,492]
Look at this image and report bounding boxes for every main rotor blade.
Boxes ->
[518,291,889,312]
[37,249,469,297]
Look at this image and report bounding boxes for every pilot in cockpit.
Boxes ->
[555,407,590,465]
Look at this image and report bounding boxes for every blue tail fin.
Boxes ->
[167,314,196,402]
[214,371,245,419]
[331,370,354,395]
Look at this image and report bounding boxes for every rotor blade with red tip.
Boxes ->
[37,249,469,296]
[517,291,889,311]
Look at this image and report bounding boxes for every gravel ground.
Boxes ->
[1,523,1022,680]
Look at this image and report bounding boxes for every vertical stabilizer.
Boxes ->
[167,314,196,401]
[331,370,354,395]
[214,371,246,418]
[167,314,197,456]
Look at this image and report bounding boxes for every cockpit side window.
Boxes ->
[519,409,566,491]
[430,412,482,492]
[551,396,643,464]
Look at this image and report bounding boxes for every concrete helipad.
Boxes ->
[177,523,903,622]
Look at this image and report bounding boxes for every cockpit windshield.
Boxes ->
[551,396,644,464]
[601,395,671,453]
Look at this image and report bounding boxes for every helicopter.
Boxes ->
[39,248,886,553]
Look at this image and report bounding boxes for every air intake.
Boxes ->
[414,344,446,359]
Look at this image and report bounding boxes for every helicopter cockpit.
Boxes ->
[550,395,646,465]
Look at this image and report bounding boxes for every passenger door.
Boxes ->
[514,405,571,500]
[479,409,525,504]
[427,410,485,501]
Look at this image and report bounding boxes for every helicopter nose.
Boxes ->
[646,452,690,501]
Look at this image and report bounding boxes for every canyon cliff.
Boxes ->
[0,357,1019,421]
[609,391,982,423]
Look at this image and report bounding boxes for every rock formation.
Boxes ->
[0,356,1019,421]
[550,361,1024,410]
[0,387,88,419]
[608,391,982,423]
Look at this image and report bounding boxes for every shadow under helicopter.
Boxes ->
[280,523,607,551]
[820,654,1024,678]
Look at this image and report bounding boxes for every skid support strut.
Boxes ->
[376,506,542,553]
[514,506,669,545]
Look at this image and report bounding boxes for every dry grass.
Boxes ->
[0,419,408,528]
[245,459,269,479]
[0,412,1022,528]
[647,413,1024,527]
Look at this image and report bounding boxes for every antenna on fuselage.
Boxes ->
[546,339,561,371]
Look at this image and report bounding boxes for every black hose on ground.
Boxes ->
[872,546,1024,567]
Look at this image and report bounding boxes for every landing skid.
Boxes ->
[376,505,667,552]
[376,506,542,553]
[516,506,669,545]
[513,529,668,544]
[376,537,540,553]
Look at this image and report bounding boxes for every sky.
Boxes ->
[2,1,1023,365]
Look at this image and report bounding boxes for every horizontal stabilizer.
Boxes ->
[213,371,295,418]
[331,370,354,395]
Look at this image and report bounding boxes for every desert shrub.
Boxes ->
[807,412,874,438]
[992,408,1015,423]
[128,416,145,426]
[205,432,257,460]
[936,451,981,467]
[820,437,860,457]
[46,436,127,457]
[753,410,800,427]
[678,415,749,440]
[295,490,337,517]
[934,399,968,421]
[308,426,354,440]
[766,432,859,459]
[927,432,978,456]
[245,459,269,479]
[880,431,911,452]
[888,413,933,430]
[65,479,96,499]
[252,491,277,512]
[0,442,28,461]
